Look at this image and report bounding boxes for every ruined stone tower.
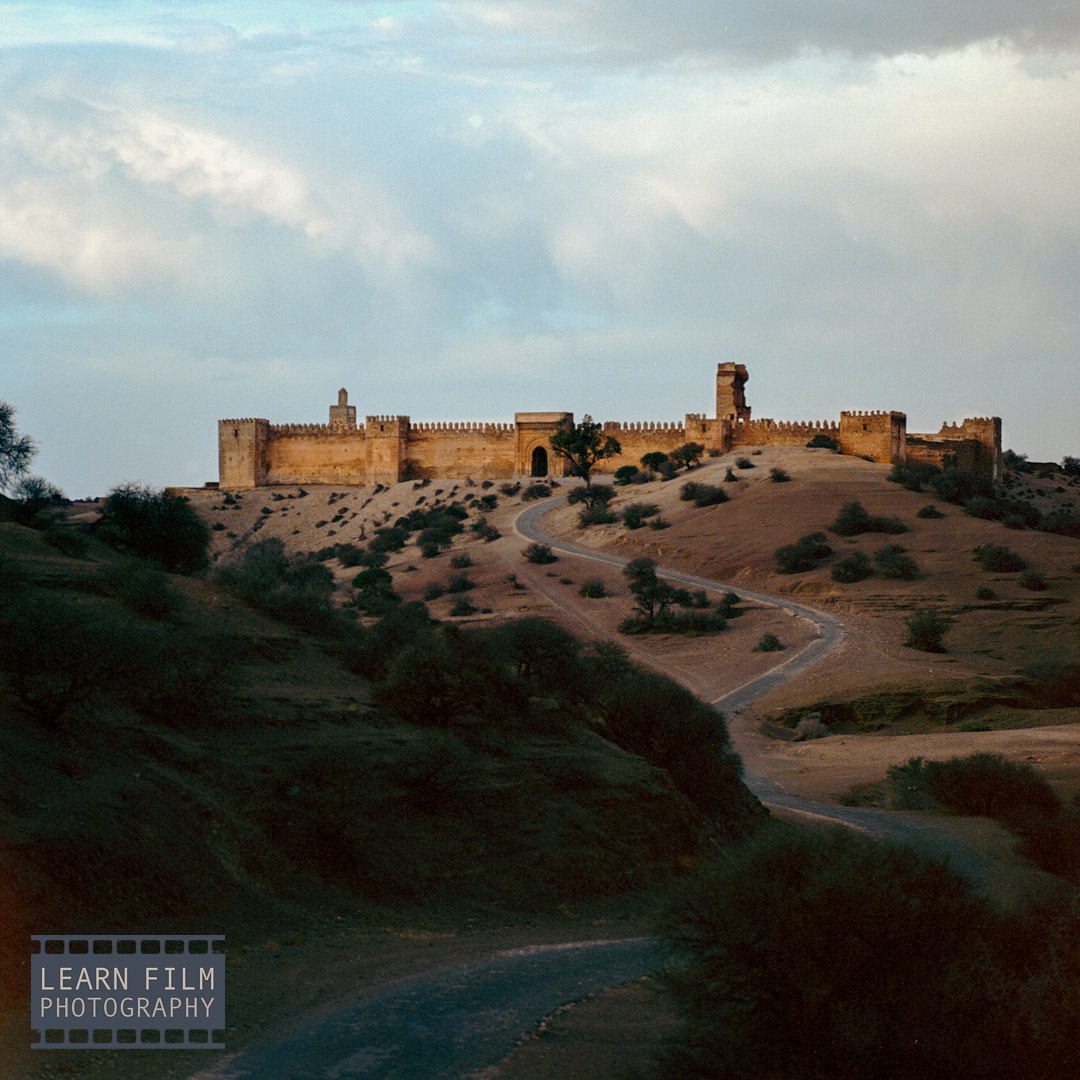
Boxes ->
[716,363,751,423]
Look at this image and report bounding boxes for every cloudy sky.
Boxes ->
[3,1,1079,495]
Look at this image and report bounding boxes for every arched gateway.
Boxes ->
[530,446,548,477]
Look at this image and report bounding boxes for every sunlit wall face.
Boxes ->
[3,1,1079,495]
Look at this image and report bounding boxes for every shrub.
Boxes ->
[723,468,737,482]
[973,543,1027,572]
[449,598,477,617]
[579,579,607,598]
[975,586,997,600]
[446,572,475,593]
[753,632,784,652]
[917,503,945,519]
[734,457,754,469]
[806,433,838,450]
[831,552,872,583]
[904,607,953,652]
[523,543,557,564]
[930,468,994,505]
[874,543,920,580]
[1019,661,1080,707]
[640,451,669,470]
[449,553,473,569]
[10,475,66,525]
[649,516,670,529]
[768,467,790,483]
[1020,570,1047,591]
[499,482,521,497]
[94,483,210,574]
[568,483,615,506]
[622,503,660,529]
[893,753,1062,823]
[830,500,907,536]
[369,525,409,553]
[613,465,640,485]
[662,824,1004,1080]
[680,482,729,507]
[521,483,551,501]
[889,461,941,491]
[774,533,832,574]
[578,504,618,526]
[655,460,681,481]
[423,582,445,601]
[669,442,705,469]
[477,524,500,542]
[217,538,338,634]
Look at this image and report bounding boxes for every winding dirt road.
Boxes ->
[187,495,988,1079]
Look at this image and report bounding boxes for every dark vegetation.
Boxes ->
[805,433,838,450]
[831,551,872,583]
[903,607,953,652]
[680,482,729,507]
[774,532,832,574]
[549,414,621,488]
[830,499,907,537]
[662,821,1080,1080]
[618,558,738,635]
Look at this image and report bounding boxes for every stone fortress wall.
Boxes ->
[218,365,1001,488]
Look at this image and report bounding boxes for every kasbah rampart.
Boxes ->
[217,364,1002,489]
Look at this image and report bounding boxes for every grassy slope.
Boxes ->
[0,520,746,1077]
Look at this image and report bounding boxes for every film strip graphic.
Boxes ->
[31,935,225,1049]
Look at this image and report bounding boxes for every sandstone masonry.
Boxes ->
[218,364,1002,488]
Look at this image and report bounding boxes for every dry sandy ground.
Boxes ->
[56,454,1076,1080]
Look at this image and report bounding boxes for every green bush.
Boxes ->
[614,465,640,485]
[917,503,945,519]
[723,468,737,482]
[621,503,652,529]
[753,633,784,652]
[975,585,997,600]
[649,516,670,529]
[523,543,557,564]
[579,579,607,598]
[734,457,754,469]
[640,451,669,470]
[831,552,872,583]
[448,598,478,617]
[774,532,832,574]
[423,582,445,601]
[805,433,838,450]
[521,483,552,501]
[662,824,1005,1080]
[768,467,790,483]
[369,525,409,553]
[568,483,615,507]
[889,753,1061,824]
[446,572,475,594]
[578,504,618,526]
[1020,570,1047,591]
[680,482,729,507]
[95,483,210,574]
[103,562,177,620]
[930,468,994,505]
[973,543,1027,572]
[217,538,338,634]
[830,500,907,536]
[874,543,920,580]
[903,607,953,652]
[889,461,941,491]
[669,442,705,469]
[449,553,473,569]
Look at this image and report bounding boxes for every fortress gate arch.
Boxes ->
[530,446,548,477]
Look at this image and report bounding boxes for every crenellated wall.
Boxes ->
[907,417,1003,480]
[217,367,1001,487]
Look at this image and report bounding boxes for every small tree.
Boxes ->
[669,442,705,470]
[904,607,953,652]
[95,482,210,574]
[0,401,36,492]
[549,415,621,488]
[640,451,669,471]
[623,557,688,624]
